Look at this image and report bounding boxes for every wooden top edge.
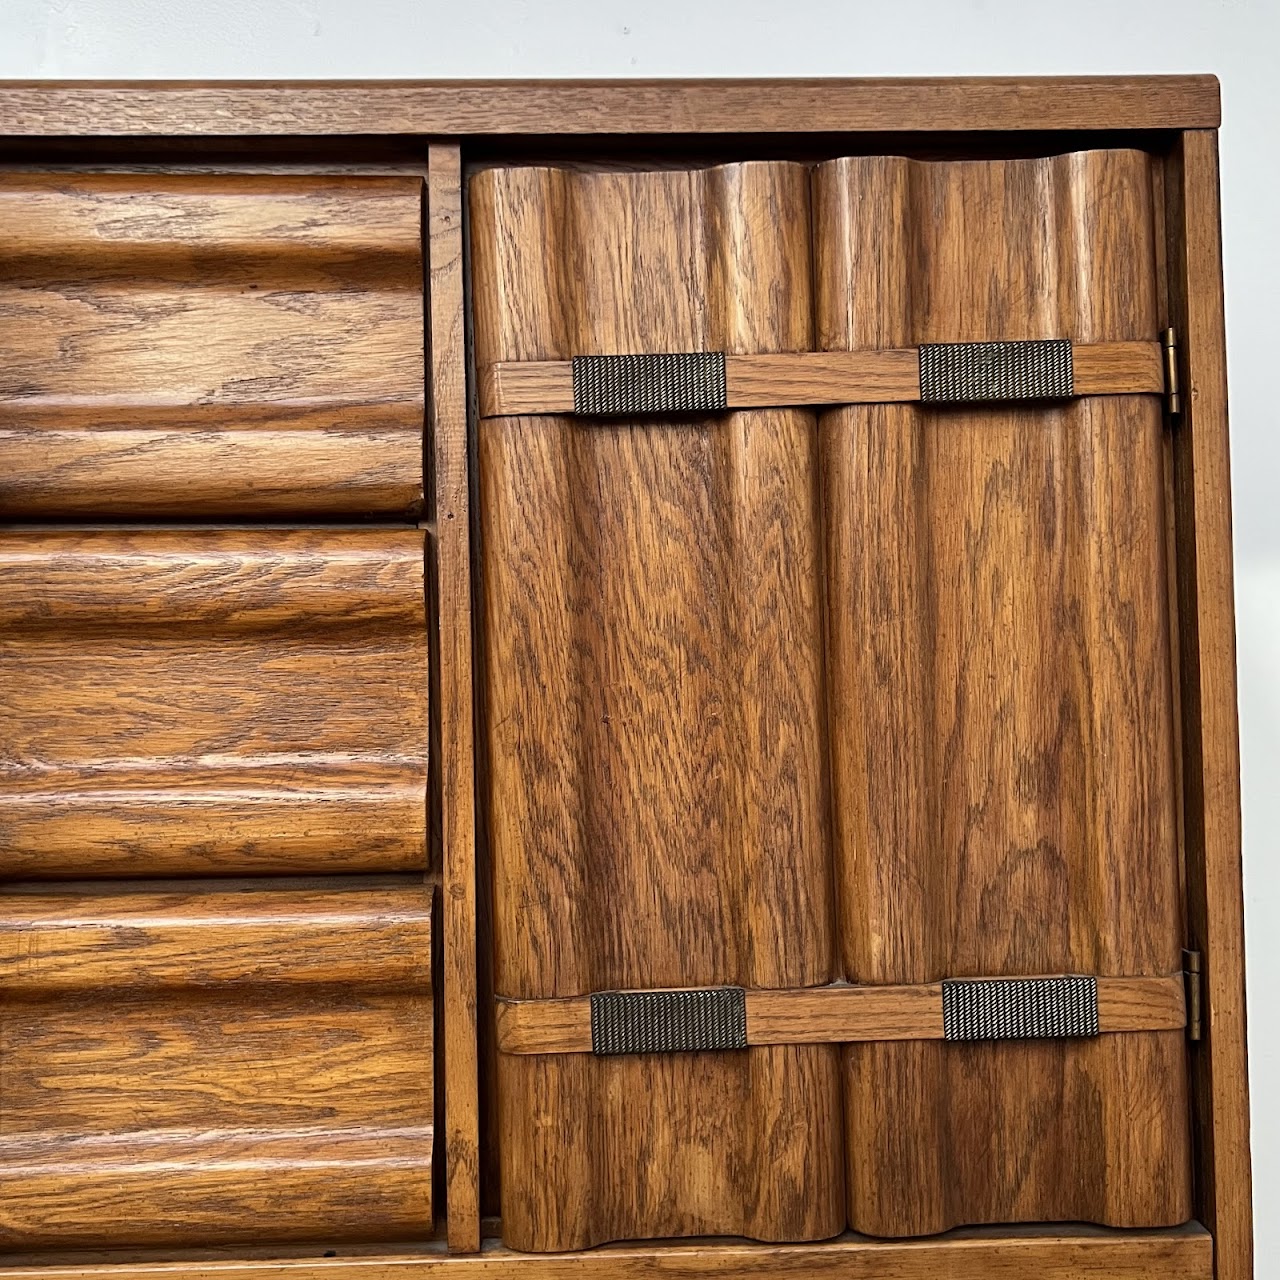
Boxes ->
[0,76,1220,137]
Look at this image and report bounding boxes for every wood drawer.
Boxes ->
[0,529,428,878]
[0,173,424,519]
[0,882,434,1249]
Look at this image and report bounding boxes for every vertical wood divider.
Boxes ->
[1165,128,1251,1280]
[428,142,481,1253]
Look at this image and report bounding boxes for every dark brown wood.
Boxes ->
[0,77,1219,137]
[0,530,428,878]
[479,341,1164,417]
[494,975,1187,1054]
[428,143,481,1256]
[1164,129,1252,1280]
[0,173,424,518]
[0,884,432,1249]
[471,159,842,1253]
[816,147,1192,1237]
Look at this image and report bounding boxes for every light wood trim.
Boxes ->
[1166,129,1253,1280]
[0,1226,1213,1280]
[0,77,1219,138]
[1073,338,1166,395]
[495,976,1186,1055]
[478,341,1163,418]
[479,360,573,416]
[428,144,481,1256]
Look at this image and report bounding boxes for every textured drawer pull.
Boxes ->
[572,352,728,416]
[589,987,747,1055]
[918,338,1074,403]
[942,975,1100,1041]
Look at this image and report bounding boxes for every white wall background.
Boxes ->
[1,0,1276,1267]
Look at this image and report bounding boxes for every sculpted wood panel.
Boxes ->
[0,174,424,517]
[814,150,1191,1233]
[0,530,428,878]
[470,161,842,1251]
[0,884,433,1249]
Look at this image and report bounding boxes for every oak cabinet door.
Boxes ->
[470,162,844,1252]
[472,149,1192,1250]
[0,884,433,1249]
[814,149,1192,1235]
[0,173,424,519]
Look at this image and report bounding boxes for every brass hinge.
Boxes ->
[1163,327,1182,417]
[1184,948,1203,1041]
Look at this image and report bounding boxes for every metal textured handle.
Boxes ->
[918,338,1074,403]
[942,975,1100,1041]
[589,987,747,1055]
[572,352,728,416]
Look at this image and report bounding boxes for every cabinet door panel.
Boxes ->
[0,884,433,1249]
[471,161,842,1251]
[0,530,428,878]
[814,149,1191,1234]
[0,174,424,518]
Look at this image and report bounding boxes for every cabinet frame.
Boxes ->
[0,75,1247,1280]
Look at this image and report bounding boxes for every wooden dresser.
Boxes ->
[0,76,1250,1280]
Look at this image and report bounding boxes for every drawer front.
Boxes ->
[0,529,428,878]
[470,151,1191,1249]
[0,173,424,519]
[0,885,433,1249]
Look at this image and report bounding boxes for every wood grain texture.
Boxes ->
[0,1225,1216,1280]
[0,76,1220,137]
[0,886,430,990]
[494,976,1186,1054]
[1164,130,1252,1280]
[0,530,428,878]
[427,143,481,1255]
[814,149,1192,1235]
[471,160,841,1251]
[0,884,432,1249]
[478,342,1164,417]
[0,173,423,517]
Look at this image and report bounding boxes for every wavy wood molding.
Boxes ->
[0,173,424,518]
[0,530,428,879]
[494,976,1187,1055]
[478,341,1164,417]
[0,884,433,1251]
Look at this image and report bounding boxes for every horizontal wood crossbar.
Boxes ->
[495,974,1187,1054]
[479,341,1163,417]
